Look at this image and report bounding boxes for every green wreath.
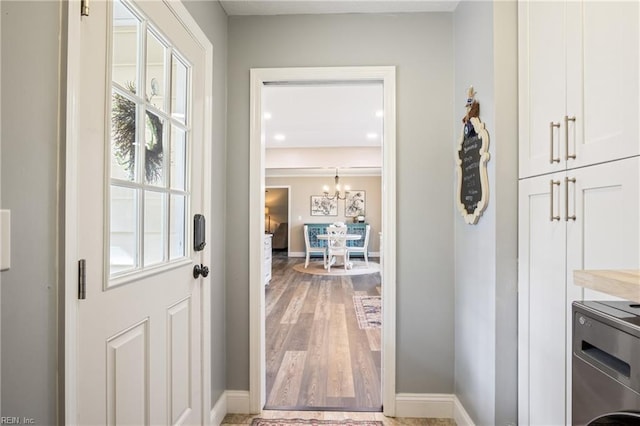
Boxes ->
[112,82,164,183]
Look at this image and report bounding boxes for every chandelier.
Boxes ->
[323,168,350,201]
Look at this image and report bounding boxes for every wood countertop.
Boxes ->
[574,270,640,303]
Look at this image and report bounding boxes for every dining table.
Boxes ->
[316,233,362,270]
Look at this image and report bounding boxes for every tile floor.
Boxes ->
[221,410,456,426]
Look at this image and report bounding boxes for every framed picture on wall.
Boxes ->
[345,190,366,217]
[310,196,338,216]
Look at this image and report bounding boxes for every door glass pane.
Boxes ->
[144,109,165,186]
[111,91,138,181]
[112,0,139,90]
[109,1,192,280]
[171,55,188,124]
[170,195,186,259]
[110,186,137,274]
[146,30,166,111]
[144,191,166,266]
[170,126,186,190]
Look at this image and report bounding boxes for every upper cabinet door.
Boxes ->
[519,0,567,178]
[519,0,639,179]
[567,1,640,169]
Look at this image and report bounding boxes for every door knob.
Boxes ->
[193,264,209,278]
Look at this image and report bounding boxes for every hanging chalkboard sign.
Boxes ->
[456,87,490,224]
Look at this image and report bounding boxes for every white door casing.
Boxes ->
[65,0,213,424]
[249,67,397,415]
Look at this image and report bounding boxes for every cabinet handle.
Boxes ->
[550,180,561,221]
[565,115,576,160]
[550,122,561,163]
[565,177,576,221]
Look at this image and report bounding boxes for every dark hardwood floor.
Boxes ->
[265,252,382,412]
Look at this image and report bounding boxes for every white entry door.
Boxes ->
[70,0,210,424]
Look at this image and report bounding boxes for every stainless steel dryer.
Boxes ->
[572,301,640,425]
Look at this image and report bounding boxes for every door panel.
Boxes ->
[107,320,149,426]
[168,298,193,424]
[75,1,207,424]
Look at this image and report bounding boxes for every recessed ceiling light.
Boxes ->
[375,110,384,118]
[274,133,286,141]
[366,133,378,139]
[264,112,272,120]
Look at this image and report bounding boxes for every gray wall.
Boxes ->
[453,1,518,425]
[182,0,229,407]
[1,1,61,423]
[227,13,455,392]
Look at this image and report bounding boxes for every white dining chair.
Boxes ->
[326,225,349,271]
[303,225,326,268]
[347,224,370,266]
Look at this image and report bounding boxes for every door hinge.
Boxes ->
[81,0,89,17]
[78,259,87,300]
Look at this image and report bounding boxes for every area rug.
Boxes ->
[292,260,380,276]
[353,295,381,329]
[251,420,382,426]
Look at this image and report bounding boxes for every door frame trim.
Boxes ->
[249,66,397,416]
[63,1,214,422]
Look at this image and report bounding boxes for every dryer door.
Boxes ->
[588,412,640,425]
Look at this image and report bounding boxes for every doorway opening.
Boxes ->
[265,186,291,257]
[249,66,397,416]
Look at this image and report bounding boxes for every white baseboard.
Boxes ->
[453,395,475,426]
[210,391,228,426]
[395,393,455,418]
[214,391,474,425]
[226,390,251,414]
[395,393,475,425]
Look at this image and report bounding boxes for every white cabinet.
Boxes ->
[264,234,272,285]
[518,157,640,425]
[519,2,640,423]
[519,0,639,178]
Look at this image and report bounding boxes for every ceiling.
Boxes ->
[263,83,383,149]
[220,0,459,16]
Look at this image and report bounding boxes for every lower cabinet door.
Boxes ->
[567,157,640,301]
[518,172,568,426]
[519,156,640,426]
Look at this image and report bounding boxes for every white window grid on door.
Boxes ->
[107,0,192,288]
